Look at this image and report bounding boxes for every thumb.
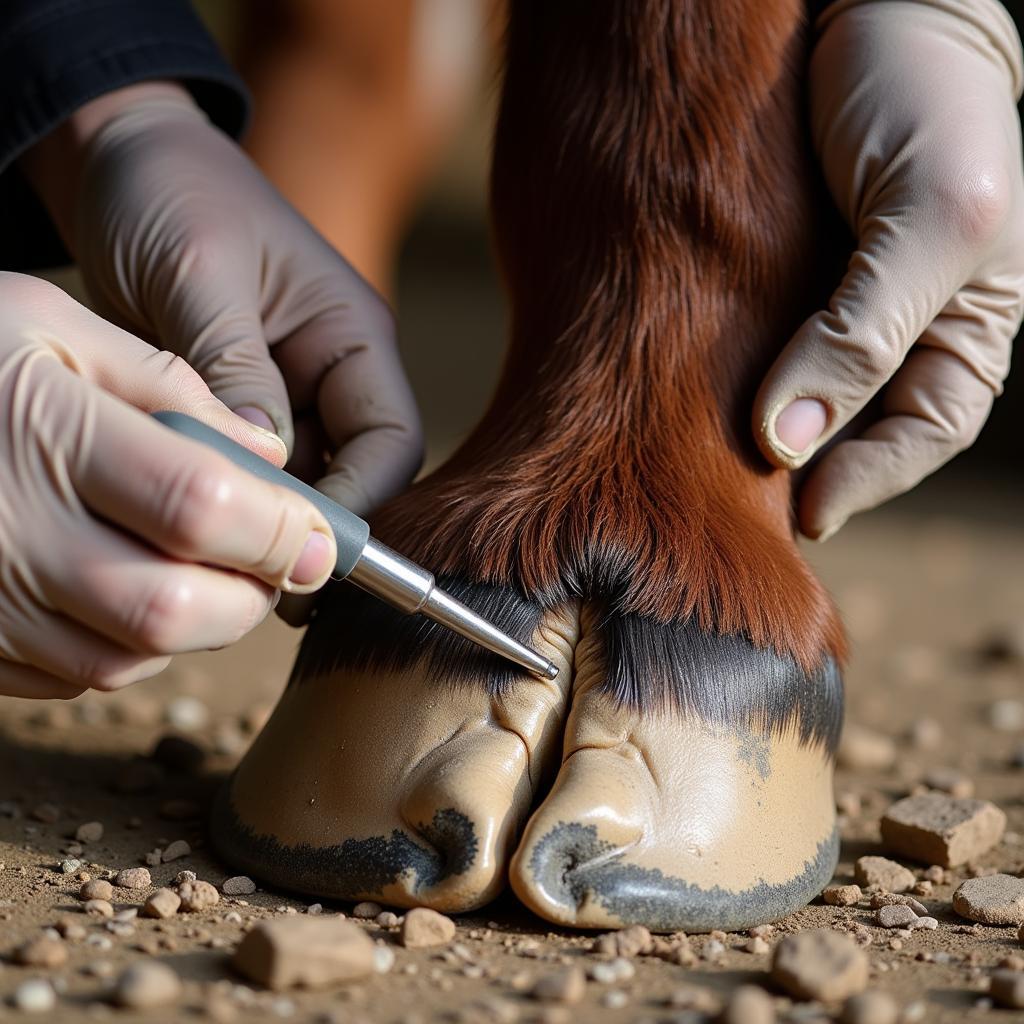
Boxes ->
[753,215,969,470]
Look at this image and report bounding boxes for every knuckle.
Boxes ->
[941,166,1012,246]
[160,460,234,554]
[853,335,903,381]
[128,577,195,654]
[148,349,211,400]
[79,657,137,692]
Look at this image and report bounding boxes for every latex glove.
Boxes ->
[0,273,338,700]
[754,0,1024,540]
[26,82,422,519]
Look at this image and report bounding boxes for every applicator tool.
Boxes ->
[153,412,559,681]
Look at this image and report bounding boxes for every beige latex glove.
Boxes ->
[0,273,339,700]
[25,82,422,520]
[754,0,1024,540]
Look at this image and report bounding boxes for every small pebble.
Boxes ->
[14,937,68,968]
[376,911,400,928]
[114,867,151,890]
[161,840,191,863]
[771,929,868,1002]
[222,875,257,896]
[75,821,104,843]
[989,699,1024,732]
[824,884,863,907]
[400,907,456,949]
[352,901,382,919]
[600,990,629,1010]
[592,925,653,958]
[911,917,938,930]
[720,984,775,1024]
[990,969,1024,1009]
[12,979,56,1014]
[876,905,917,929]
[838,725,896,770]
[854,856,915,893]
[175,870,197,885]
[178,879,220,912]
[908,717,943,750]
[841,990,899,1024]
[113,962,182,1009]
[373,944,396,974]
[84,899,114,919]
[165,695,210,732]
[953,874,1024,925]
[531,967,586,1005]
[142,888,181,919]
[60,858,83,875]
[80,879,113,902]
[31,802,60,824]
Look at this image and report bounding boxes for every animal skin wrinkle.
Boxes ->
[490,698,536,787]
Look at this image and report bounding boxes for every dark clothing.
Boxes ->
[0,0,249,270]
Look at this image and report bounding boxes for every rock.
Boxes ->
[12,980,56,1014]
[80,879,113,902]
[142,888,181,919]
[400,907,456,949]
[771,929,869,1002]
[532,967,586,1004]
[854,856,916,893]
[175,870,197,885]
[373,944,395,974]
[165,695,210,732]
[720,984,775,1024]
[222,876,257,896]
[351,901,382,919]
[593,925,653,958]
[14,936,67,968]
[838,725,896,770]
[746,936,771,954]
[912,916,938,930]
[84,899,114,918]
[178,880,220,912]
[75,821,104,843]
[145,849,162,867]
[876,905,917,929]
[114,866,151,890]
[824,884,863,907]
[113,962,182,1009]
[30,802,60,824]
[588,958,635,984]
[151,734,205,773]
[841,990,899,1024]
[991,969,1024,1009]
[869,892,928,916]
[989,699,1024,732]
[922,767,974,799]
[161,840,191,863]
[56,919,86,941]
[953,874,1024,925]
[232,917,376,990]
[907,718,943,750]
[60,858,82,874]
[881,793,1006,867]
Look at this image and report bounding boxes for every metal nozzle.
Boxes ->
[347,539,559,681]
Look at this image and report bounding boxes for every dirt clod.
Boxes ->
[113,962,182,1009]
[824,884,863,907]
[178,879,220,912]
[232,917,376,990]
[953,874,1024,925]
[854,856,916,893]
[881,793,1006,867]
[400,907,456,948]
[771,929,869,1002]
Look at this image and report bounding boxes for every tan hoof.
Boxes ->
[211,603,577,912]
[508,612,840,932]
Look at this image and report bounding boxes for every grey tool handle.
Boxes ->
[152,411,370,580]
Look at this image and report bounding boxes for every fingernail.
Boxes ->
[775,398,828,456]
[234,405,277,433]
[288,531,334,586]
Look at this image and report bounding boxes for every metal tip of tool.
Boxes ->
[423,586,559,680]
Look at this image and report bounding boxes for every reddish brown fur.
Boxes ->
[370,0,847,669]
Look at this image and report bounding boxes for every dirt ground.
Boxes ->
[1,478,1023,1023]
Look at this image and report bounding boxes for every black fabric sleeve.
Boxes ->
[0,0,250,271]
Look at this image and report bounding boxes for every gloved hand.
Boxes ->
[754,0,1024,540]
[0,273,338,700]
[24,82,422,520]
